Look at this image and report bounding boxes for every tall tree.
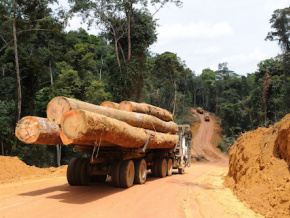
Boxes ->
[266,7,290,108]
[68,0,181,74]
[1,0,59,121]
[266,7,290,54]
[12,0,21,122]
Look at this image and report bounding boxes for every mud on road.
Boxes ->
[0,110,263,218]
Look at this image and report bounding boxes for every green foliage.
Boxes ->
[145,52,195,121]
[13,145,56,167]
[217,135,236,154]
[0,100,17,154]
[84,80,112,104]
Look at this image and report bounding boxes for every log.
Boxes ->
[15,116,62,145]
[47,96,178,133]
[119,101,173,121]
[100,101,119,109]
[61,110,179,149]
[60,130,115,146]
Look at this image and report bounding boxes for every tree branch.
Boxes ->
[18,29,55,34]
[152,0,167,17]
[0,39,13,52]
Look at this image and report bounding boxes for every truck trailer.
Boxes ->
[67,124,192,188]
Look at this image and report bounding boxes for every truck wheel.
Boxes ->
[112,161,121,187]
[67,157,79,186]
[91,175,107,183]
[157,158,167,178]
[178,168,185,174]
[134,159,147,184]
[119,160,135,188]
[75,158,90,186]
[167,158,173,176]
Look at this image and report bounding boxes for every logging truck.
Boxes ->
[67,124,191,188]
[204,113,210,122]
[15,97,192,188]
[197,107,204,114]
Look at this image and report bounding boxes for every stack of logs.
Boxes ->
[15,97,179,150]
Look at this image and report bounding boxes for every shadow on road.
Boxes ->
[18,172,162,204]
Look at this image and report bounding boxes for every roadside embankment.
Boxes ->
[225,114,290,217]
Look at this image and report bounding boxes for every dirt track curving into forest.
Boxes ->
[191,109,228,162]
[0,110,263,218]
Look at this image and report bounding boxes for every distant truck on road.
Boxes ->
[196,107,204,114]
[204,113,210,121]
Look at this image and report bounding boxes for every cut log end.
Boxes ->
[119,101,132,112]
[47,96,72,124]
[15,116,40,144]
[60,130,74,145]
[61,110,87,139]
[101,101,119,109]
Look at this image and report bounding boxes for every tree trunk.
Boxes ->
[114,37,122,74]
[61,110,179,149]
[262,72,271,125]
[127,15,131,61]
[47,97,178,133]
[124,1,132,61]
[118,41,126,65]
[1,139,4,156]
[119,101,173,121]
[172,81,177,117]
[13,0,21,123]
[100,101,120,109]
[56,144,61,167]
[49,60,54,89]
[99,55,103,80]
[15,116,62,145]
[215,85,219,115]
[193,87,197,107]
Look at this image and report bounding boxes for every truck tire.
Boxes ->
[67,157,79,186]
[112,161,121,187]
[151,160,158,177]
[91,175,107,183]
[157,158,167,178]
[75,158,90,186]
[134,159,147,184]
[167,158,173,176]
[119,160,135,188]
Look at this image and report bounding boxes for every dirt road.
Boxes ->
[0,111,262,218]
[191,109,228,162]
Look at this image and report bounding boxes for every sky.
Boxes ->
[57,0,289,76]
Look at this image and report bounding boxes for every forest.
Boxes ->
[0,1,289,166]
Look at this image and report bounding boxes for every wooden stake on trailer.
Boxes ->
[47,96,178,134]
[61,109,179,149]
[119,101,173,121]
[15,116,62,145]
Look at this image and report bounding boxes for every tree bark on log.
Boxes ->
[119,101,173,121]
[100,101,119,109]
[15,116,62,145]
[47,97,178,133]
[61,110,178,149]
[60,130,115,146]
